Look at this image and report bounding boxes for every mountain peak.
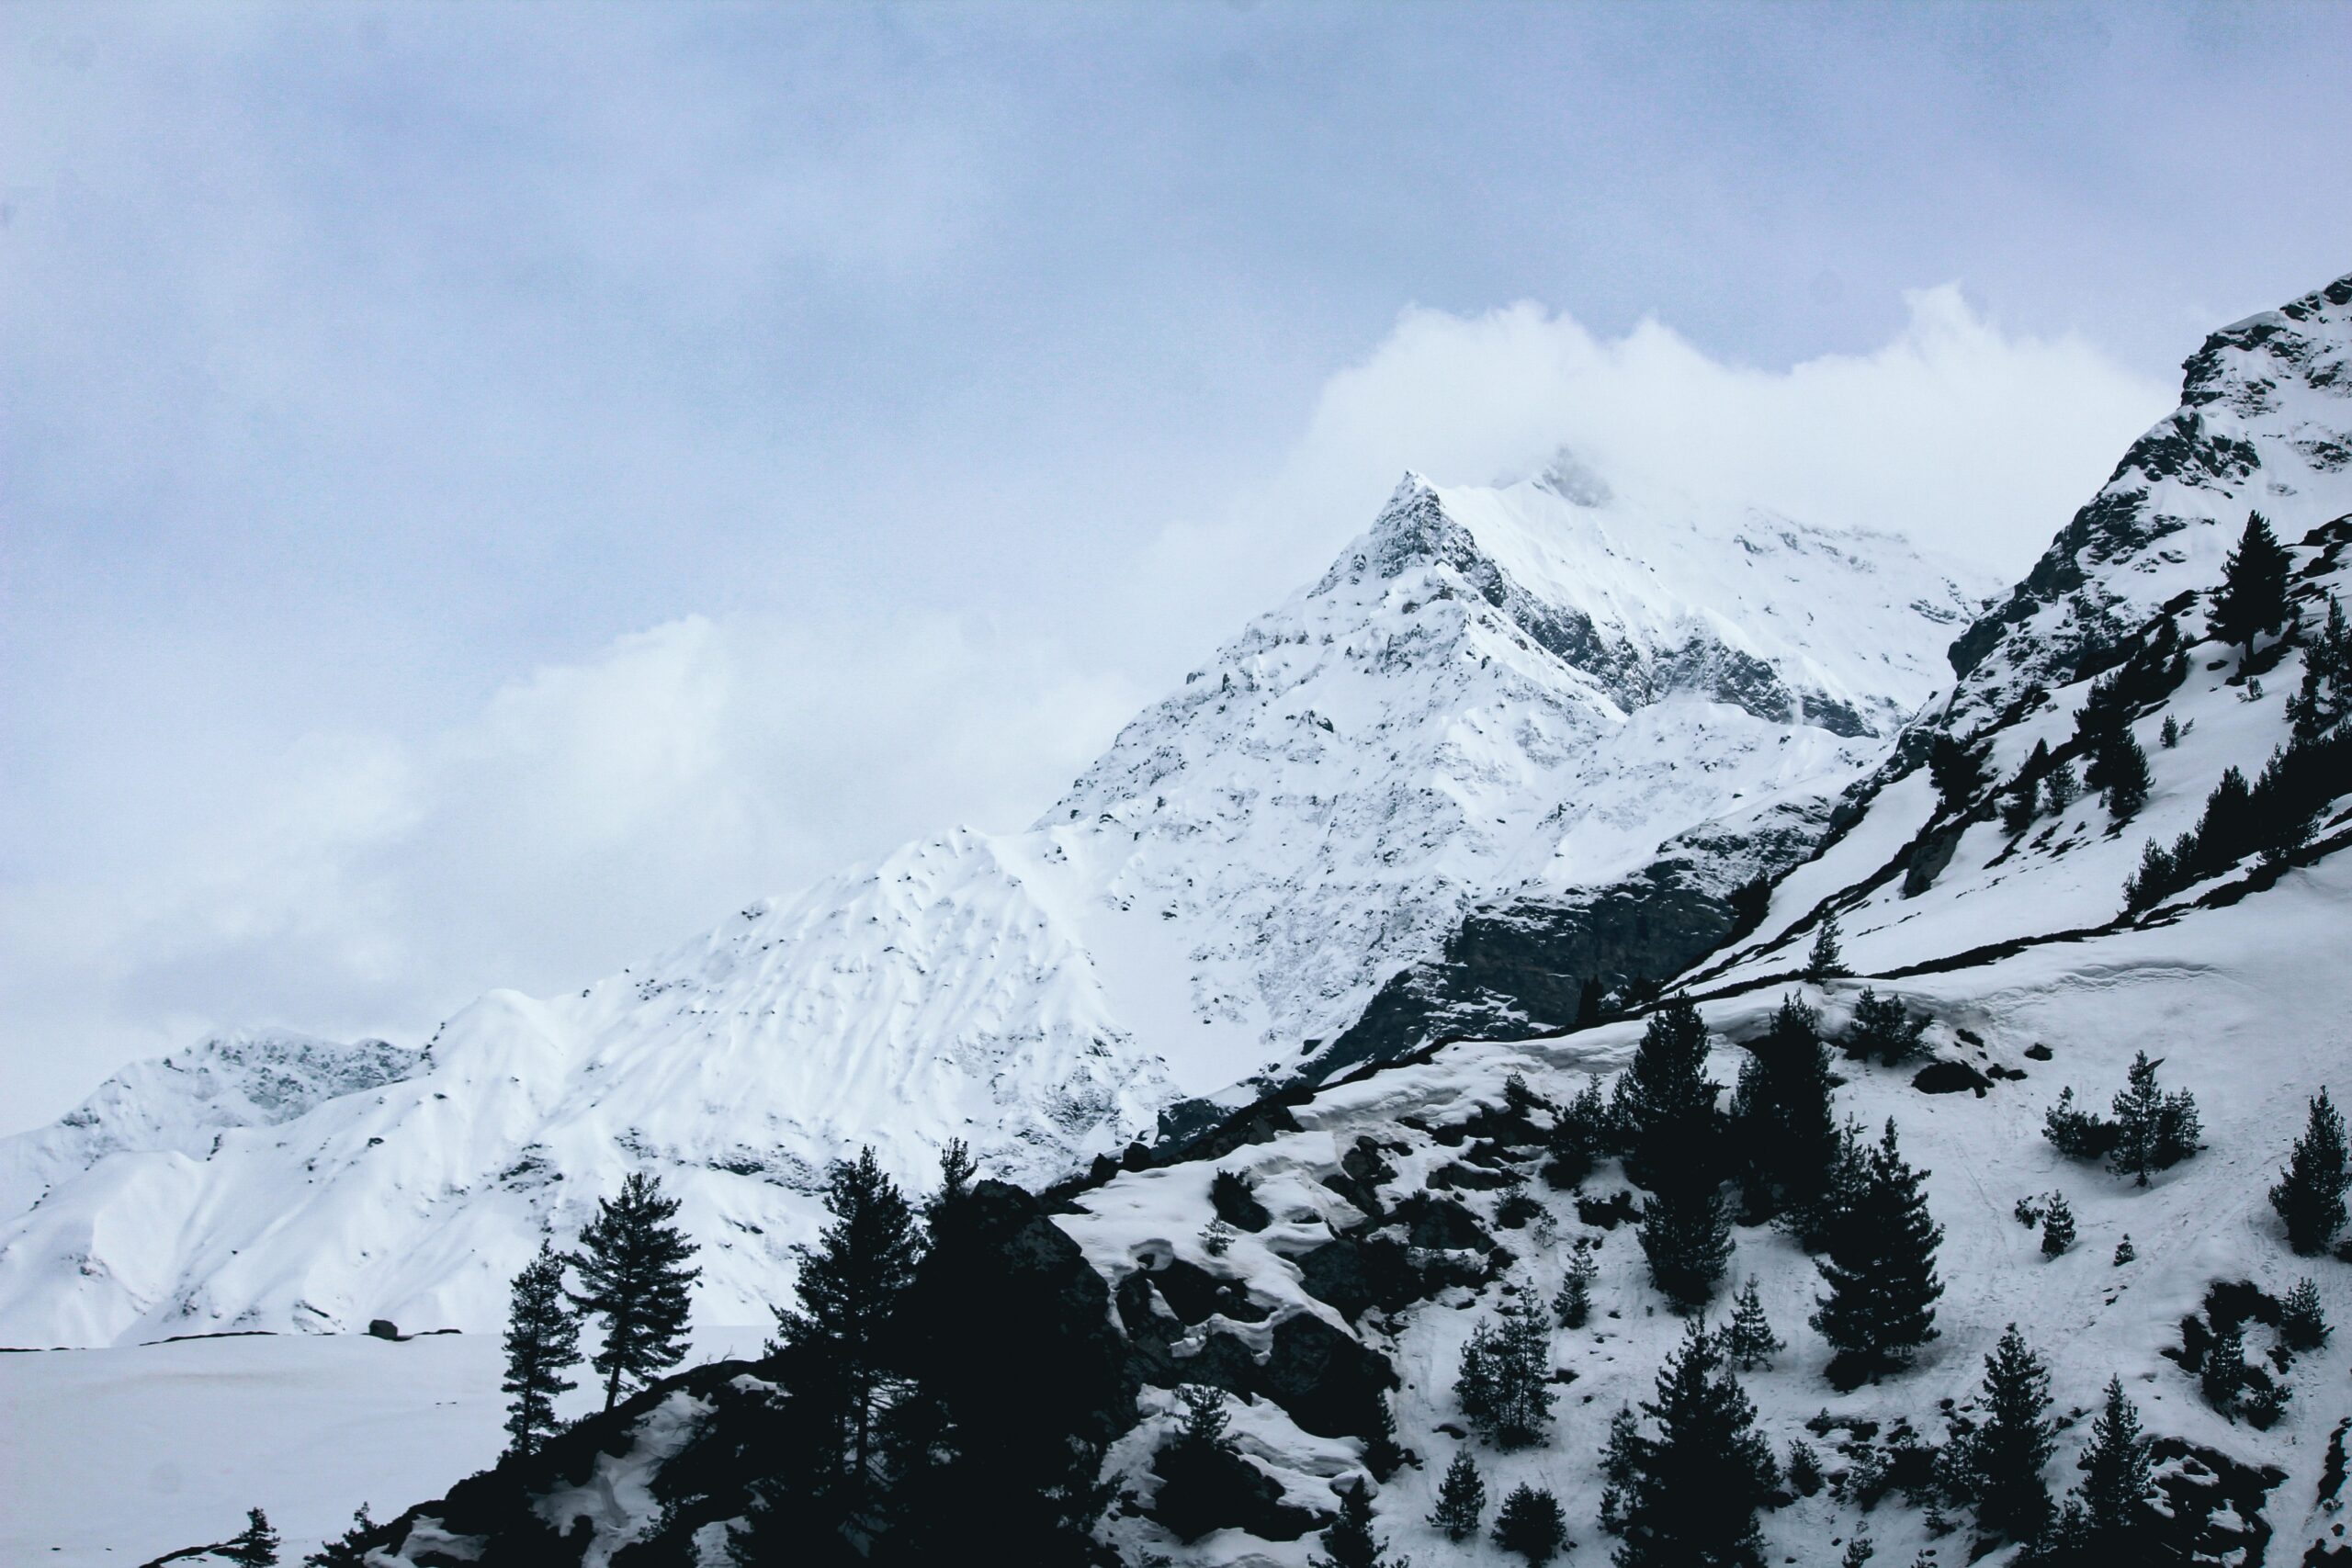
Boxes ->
[0,444,1986,1347]
[1948,269,2352,713]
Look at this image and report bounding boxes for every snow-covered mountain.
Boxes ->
[0,459,1984,1348]
[1691,270,2352,989]
[0,1030,416,1222]
[306,269,2352,1568]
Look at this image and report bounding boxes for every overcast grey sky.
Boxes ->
[4,2,2348,1130]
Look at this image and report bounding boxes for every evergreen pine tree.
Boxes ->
[2040,1193,2075,1258]
[2111,1234,2135,1266]
[1458,1294,1555,1448]
[2191,765,2257,875]
[1612,998,1724,1190]
[1805,912,1849,981]
[1144,1382,1240,1544]
[1454,1319,1498,1432]
[222,1508,279,1567]
[1840,1534,1875,1568]
[2002,780,2041,834]
[1310,1476,1406,1568]
[924,1137,977,1226]
[1786,1439,1823,1495]
[1544,1077,1615,1188]
[1722,1275,1784,1371]
[885,1179,1127,1567]
[1730,995,1838,1219]
[2108,1053,2172,1185]
[1638,1179,1735,1311]
[2271,1089,2350,1254]
[1957,1325,2055,1541]
[1843,988,1928,1066]
[1783,1116,1869,1256]
[2069,1375,2154,1558]
[2290,594,2351,739]
[2044,760,2078,813]
[500,1241,581,1459]
[2098,731,2152,820]
[2123,837,2177,914]
[1429,1450,1487,1541]
[1611,1319,1779,1568]
[1928,733,1990,811]
[2281,1278,2331,1351]
[570,1170,700,1411]
[2160,715,2181,749]
[2201,1322,2245,1415]
[1492,1484,1570,1566]
[776,1145,923,1483]
[1614,998,1734,1309]
[1812,1120,1943,1379]
[2042,1087,2118,1163]
[2156,1088,2202,1168]
[1598,1404,1640,1535]
[1555,1235,1599,1327]
[2211,512,2292,655]
[2252,742,2321,870]
[299,1507,376,1568]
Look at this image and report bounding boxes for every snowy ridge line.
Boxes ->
[1675,548,2272,993]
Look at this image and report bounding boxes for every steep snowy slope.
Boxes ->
[322,851,2352,1568]
[1692,271,2352,990]
[0,463,1981,1348]
[1951,274,2352,728]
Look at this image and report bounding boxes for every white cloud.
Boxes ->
[1129,288,2172,645]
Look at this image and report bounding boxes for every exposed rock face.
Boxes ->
[1317,795,1835,1075]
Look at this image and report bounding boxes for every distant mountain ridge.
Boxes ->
[0,455,1982,1347]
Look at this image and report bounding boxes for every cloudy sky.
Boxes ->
[3,2,2348,1131]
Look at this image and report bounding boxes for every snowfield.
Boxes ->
[0,1324,767,1567]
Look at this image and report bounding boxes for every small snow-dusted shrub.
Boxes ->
[1491,1483,1570,1565]
[1554,1235,1599,1328]
[1842,988,1930,1066]
[1428,1449,1487,1541]
[2281,1278,2331,1352]
[1787,1439,1824,1496]
[2040,1194,2076,1258]
[2041,1088,2119,1163]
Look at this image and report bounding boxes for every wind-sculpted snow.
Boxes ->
[0,464,1982,1347]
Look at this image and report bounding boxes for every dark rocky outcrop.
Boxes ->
[1314,798,1833,1077]
[1149,1436,1324,1543]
